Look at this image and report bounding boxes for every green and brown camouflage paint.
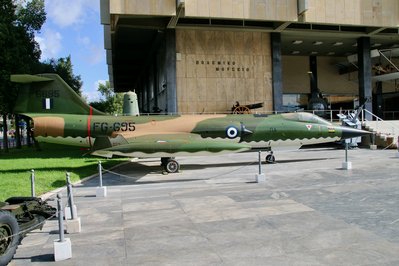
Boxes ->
[11,74,370,158]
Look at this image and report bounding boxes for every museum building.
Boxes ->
[100,0,399,119]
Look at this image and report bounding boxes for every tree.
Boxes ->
[90,81,123,115]
[35,56,83,95]
[16,0,46,32]
[0,0,45,152]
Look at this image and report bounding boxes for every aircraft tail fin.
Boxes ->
[11,73,104,115]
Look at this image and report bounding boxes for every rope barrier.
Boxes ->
[382,142,395,150]
[1,158,266,248]
[0,212,56,249]
[206,161,258,179]
[0,213,57,243]
[101,167,140,179]
[100,159,259,180]
[1,158,267,252]
[0,190,72,244]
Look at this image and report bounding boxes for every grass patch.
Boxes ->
[0,143,126,201]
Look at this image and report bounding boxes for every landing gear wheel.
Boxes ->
[0,211,20,266]
[165,159,180,173]
[265,154,275,164]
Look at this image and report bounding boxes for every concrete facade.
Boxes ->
[304,0,399,26]
[101,0,399,116]
[176,29,273,113]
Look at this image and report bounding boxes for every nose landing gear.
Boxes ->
[265,152,275,164]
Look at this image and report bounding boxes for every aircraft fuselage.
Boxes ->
[31,112,360,155]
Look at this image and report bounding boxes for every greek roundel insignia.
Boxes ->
[226,126,239,139]
[306,125,312,130]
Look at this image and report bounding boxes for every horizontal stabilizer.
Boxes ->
[11,74,53,83]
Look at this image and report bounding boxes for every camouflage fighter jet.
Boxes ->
[11,74,370,173]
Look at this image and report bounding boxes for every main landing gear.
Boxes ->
[161,157,180,173]
[265,151,276,164]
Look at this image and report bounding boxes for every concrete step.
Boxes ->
[363,120,399,149]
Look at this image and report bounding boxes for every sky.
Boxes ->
[35,0,107,102]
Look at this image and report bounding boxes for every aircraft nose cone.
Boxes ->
[340,127,371,139]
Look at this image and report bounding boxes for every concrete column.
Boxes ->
[309,56,318,98]
[153,58,159,110]
[165,29,177,113]
[139,80,145,111]
[375,81,383,118]
[146,74,151,112]
[271,32,283,112]
[357,37,373,120]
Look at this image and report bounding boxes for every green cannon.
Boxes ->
[0,197,56,265]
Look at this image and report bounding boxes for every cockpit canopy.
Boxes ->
[282,112,331,125]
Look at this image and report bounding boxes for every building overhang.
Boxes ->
[101,0,399,92]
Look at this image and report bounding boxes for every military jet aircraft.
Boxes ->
[11,74,370,173]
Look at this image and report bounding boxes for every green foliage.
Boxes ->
[0,0,45,68]
[15,0,46,32]
[90,81,123,115]
[0,143,126,201]
[0,0,45,113]
[0,0,45,153]
[35,56,83,95]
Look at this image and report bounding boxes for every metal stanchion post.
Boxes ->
[98,161,103,187]
[96,161,107,197]
[66,173,76,220]
[396,136,399,158]
[31,169,35,197]
[57,194,65,242]
[342,141,352,170]
[256,151,266,183]
[65,172,81,233]
[370,133,377,150]
[54,193,72,261]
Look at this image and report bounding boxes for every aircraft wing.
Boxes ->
[91,133,251,158]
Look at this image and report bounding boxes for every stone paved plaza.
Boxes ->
[10,147,399,265]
